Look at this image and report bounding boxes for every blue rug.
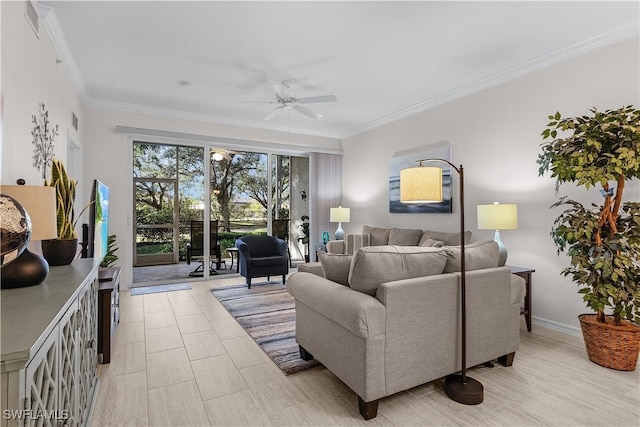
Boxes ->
[131,283,192,296]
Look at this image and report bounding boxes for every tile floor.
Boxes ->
[90,276,640,426]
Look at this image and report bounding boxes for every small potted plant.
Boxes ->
[298,215,310,262]
[42,159,87,265]
[537,105,640,370]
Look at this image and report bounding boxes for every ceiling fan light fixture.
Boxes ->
[212,152,224,161]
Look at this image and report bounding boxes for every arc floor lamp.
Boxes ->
[400,158,483,405]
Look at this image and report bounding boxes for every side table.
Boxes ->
[98,266,121,364]
[227,247,239,272]
[508,265,535,332]
[313,242,327,262]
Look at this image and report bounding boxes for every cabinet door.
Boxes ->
[58,302,79,426]
[23,328,58,427]
[76,276,98,425]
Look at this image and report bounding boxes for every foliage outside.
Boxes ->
[537,106,640,325]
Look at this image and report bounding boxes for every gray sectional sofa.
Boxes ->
[288,226,525,419]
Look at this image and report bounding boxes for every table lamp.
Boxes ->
[1,184,57,288]
[401,159,483,405]
[329,206,350,240]
[477,202,518,266]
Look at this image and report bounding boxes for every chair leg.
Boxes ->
[299,345,313,361]
[498,352,516,367]
[282,275,286,285]
[247,277,252,289]
[357,396,379,420]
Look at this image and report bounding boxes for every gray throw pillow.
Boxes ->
[362,225,391,246]
[317,252,352,286]
[420,238,444,248]
[348,245,447,296]
[443,240,499,273]
[420,229,472,246]
[388,228,423,246]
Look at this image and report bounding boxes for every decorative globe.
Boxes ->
[0,193,32,266]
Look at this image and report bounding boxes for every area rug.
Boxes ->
[131,283,192,296]
[211,282,321,375]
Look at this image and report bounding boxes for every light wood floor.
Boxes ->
[90,276,640,426]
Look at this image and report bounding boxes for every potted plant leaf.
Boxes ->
[42,159,89,265]
[537,105,640,371]
[100,235,119,268]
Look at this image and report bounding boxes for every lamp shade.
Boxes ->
[1,185,57,240]
[477,203,518,230]
[400,166,443,203]
[330,206,350,223]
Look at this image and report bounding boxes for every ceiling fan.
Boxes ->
[210,148,235,161]
[261,82,337,121]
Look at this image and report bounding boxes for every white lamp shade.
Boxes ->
[400,166,443,203]
[1,185,58,240]
[330,206,350,223]
[477,203,518,230]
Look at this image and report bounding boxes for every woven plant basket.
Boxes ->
[578,314,640,371]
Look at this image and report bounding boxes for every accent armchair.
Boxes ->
[235,235,289,288]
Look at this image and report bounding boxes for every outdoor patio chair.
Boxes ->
[186,220,224,276]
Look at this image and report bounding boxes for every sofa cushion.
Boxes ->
[348,246,447,296]
[420,229,472,246]
[362,225,391,246]
[443,240,499,273]
[345,234,371,255]
[419,238,444,248]
[388,228,423,246]
[317,252,352,286]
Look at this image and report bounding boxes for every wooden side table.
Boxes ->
[98,266,121,364]
[507,266,535,332]
[227,247,239,272]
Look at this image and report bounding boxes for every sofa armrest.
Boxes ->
[326,240,345,254]
[287,272,385,338]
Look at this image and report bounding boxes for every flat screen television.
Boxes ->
[88,179,109,261]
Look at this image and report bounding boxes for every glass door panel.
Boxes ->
[134,178,178,266]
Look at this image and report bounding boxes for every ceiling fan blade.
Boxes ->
[272,83,289,99]
[293,104,321,120]
[297,95,337,104]
[262,106,282,121]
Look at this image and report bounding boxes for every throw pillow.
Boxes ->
[317,252,352,286]
[443,240,499,273]
[362,225,391,246]
[419,238,444,248]
[388,228,423,246]
[420,229,472,246]
[348,245,447,296]
[345,234,370,255]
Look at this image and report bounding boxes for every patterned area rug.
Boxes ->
[211,282,321,375]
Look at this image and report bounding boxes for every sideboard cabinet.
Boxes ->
[1,259,101,427]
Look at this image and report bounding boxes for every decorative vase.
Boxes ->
[42,238,79,266]
[578,314,640,371]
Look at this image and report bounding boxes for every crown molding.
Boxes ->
[38,4,89,102]
[340,22,640,139]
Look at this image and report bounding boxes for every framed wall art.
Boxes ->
[389,142,453,213]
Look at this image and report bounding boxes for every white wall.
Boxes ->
[1,1,84,187]
[341,37,640,334]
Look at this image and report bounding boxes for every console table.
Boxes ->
[98,266,121,364]
[1,258,101,427]
[508,265,535,332]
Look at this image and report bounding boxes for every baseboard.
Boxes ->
[532,316,582,337]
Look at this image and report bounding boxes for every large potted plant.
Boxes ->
[537,105,640,371]
[42,159,82,265]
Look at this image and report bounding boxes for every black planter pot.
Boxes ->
[42,238,79,266]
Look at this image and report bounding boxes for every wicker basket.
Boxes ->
[578,314,640,371]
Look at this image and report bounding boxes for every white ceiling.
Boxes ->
[40,1,639,139]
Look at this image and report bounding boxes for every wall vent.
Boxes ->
[72,112,78,131]
[25,0,39,39]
